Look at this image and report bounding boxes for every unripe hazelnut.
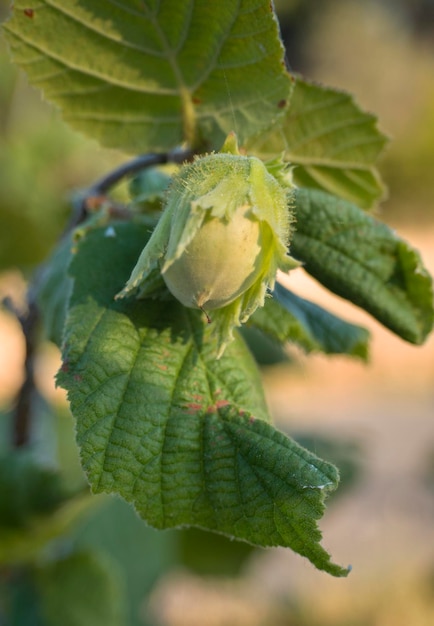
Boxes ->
[162,203,262,310]
[118,134,294,355]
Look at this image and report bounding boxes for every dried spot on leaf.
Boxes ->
[185,403,203,415]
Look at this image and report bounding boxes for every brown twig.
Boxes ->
[8,295,39,447]
[66,147,193,232]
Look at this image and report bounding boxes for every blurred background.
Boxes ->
[1,0,434,624]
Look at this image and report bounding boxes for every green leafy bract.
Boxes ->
[57,222,349,576]
[250,284,370,359]
[249,78,388,209]
[291,188,434,344]
[3,0,292,152]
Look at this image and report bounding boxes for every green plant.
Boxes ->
[1,1,433,622]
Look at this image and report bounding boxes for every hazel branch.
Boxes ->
[3,292,39,448]
[67,147,193,231]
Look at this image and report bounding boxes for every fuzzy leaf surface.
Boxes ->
[250,283,370,359]
[249,78,388,209]
[291,188,434,344]
[57,222,348,576]
[4,0,291,152]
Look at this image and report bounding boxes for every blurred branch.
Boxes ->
[66,147,193,232]
[3,293,39,448]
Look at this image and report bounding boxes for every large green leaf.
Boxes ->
[3,0,292,152]
[249,283,370,359]
[291,188,434,344]
[57,222,348,576]
[249,78,388,209]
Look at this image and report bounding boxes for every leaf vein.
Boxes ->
[6,29,179,95]
[45,0,166,58]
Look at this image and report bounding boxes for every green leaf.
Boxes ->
[36,550,126,626]
[36,234,74,346]
[3,0,292,152]
[129,166,172,213]
[58,222,348,576]
[291,188,434,344]
[249,78,388,209]
[240,326,290,366]
[249,284,370,359]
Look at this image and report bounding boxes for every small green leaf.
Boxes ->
[129,167,172,216]
[240,326,290,366]
[249,78,388,209]
[58,222,348,576]
[4,0,292,152]
[249,283,370,359]
[291,188,434,344]
[36,551,126,626]
[36,234,74,346]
